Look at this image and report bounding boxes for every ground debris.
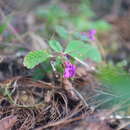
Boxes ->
[0,76,92,130]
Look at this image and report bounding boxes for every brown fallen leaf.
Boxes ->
[0,115,17,130]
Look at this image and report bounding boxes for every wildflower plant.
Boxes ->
[23,27,130,112]
[23,29,101,79]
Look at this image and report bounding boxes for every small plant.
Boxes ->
[23,30,101,79]
[23,27,130,112]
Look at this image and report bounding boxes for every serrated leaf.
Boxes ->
[23,50,51,69]
[49,40,63,52]
[55,25,68,39]
[65,40,101,62]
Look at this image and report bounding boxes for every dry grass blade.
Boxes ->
[0,76,55,89]
[17,77,56,89]
[0,115,17,130]
[36,106,86,130]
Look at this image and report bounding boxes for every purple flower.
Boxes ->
[87,29,96,40]
[63,61,76,78]
[81,29,96,41]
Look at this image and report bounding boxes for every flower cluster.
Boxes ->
[63,61,76,78]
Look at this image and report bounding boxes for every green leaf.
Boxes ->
[0,24,7,34]
[73,17,89,31]
[65,40,101,62]
[93,20,111,32]
[49,40,63,52]
[23,50,51,69]
[55,25,68,39]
